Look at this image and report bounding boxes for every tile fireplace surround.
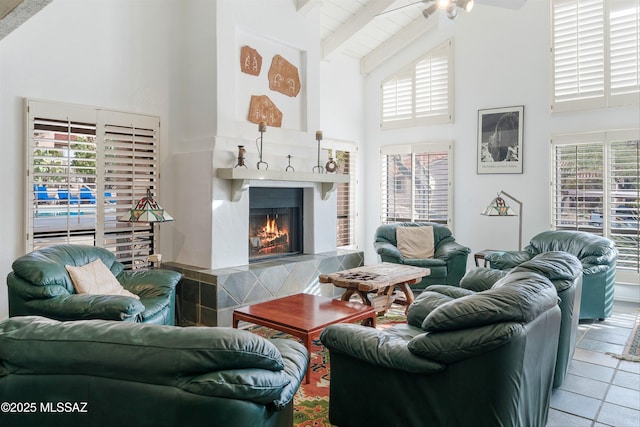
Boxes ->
[164,249,364,327]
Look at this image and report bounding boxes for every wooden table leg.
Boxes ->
[303,334,312,384]
[396,283,415,314]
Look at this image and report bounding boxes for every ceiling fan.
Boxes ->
[378,0,526,21]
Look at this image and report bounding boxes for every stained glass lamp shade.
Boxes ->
[481,191,523,250]
[119,189,173,223]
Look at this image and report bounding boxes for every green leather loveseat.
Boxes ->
[7,245,182,325]
[0,316,308,427]
[320,270,561,427]
[485,230,617,320]
[373,222,471,290]
[460,251,583,388]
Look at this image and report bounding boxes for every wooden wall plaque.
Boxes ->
[248,95,283,127]
[240,45,262,76]
[268,54,301,97]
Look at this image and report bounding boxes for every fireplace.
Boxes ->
[249,187,303,262]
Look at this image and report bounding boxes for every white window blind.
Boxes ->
[381,40,453,128]
[552,0,640,111]
[27,100,161,269]
[552,129,640,280]
[380,142,452,226]
[334,148,356,248]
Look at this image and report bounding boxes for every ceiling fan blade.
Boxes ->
[475,0,527,9]
[376,0,429,17]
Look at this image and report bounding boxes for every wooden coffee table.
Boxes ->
[233,293,376,384]
[319,262,430,314]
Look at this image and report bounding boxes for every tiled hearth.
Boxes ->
[164,249,364,327]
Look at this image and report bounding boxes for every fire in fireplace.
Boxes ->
[249,188,303,261]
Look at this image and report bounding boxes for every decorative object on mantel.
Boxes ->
[325,149,338,174]
[235,145,247,168]
[256,121,268,170]
[248,95,283,127]
[481,190,523,250]
[240,45,262,76]
[268,54,301,97]
[285,155,294,172]
[313,130,324,173]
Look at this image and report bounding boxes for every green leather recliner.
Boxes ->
[486,230,617,320]
[7,244,183,325]
[0,316,308,427]
[373,222,471,289]
[320,271,561,427]
[460,251,583,388]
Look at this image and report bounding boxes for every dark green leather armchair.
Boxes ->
[486,230,617,320]
[460,251,583,388]
[7,244,182,325]
[0,316,308,427]
[320,271,561,427]
[373,222,471,289]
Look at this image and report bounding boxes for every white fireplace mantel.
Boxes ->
[216,168,350,202]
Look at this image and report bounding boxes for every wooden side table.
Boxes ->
[474,249,502,267]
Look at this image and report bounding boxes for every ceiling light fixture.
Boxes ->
[422,4,439,19]
[458,0,475,12]
[446,4,458,19]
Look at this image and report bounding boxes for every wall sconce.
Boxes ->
[481,190,523,250]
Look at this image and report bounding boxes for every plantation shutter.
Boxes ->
[552,0,606,110]
[609,133,639,273]
[415,43,449,119]
[382,72,412,123]
[552,129,640,281]
[335,149,356,248]
[552,137,604,232]
[610,0,640,103]
[381,143,451,225]
[99,111,160,269]
[381,39,452,128]
[26,100,160,269]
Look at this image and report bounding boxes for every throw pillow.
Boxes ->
[396,226,435,259]
[65,258,139,299]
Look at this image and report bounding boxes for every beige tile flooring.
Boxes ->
[547,300,640,427]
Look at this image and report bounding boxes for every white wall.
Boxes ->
[0,0,179,319]
[361,0,640,277]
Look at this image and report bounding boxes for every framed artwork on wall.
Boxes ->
[477,105,524,174]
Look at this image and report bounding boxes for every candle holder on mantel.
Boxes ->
[235,145,247,168]
[256,121,268,170]
[312,130,324,173]
[285,155,295,172]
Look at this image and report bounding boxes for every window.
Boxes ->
[551,0,640,112]
[380,142,452,226]
[27,99,162,269]
[381,40,453,128]
[552,129,640,282]
[327,142,357,249]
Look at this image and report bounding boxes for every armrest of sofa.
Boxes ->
[24,294,145,321]
[320,323,446,374]
[374,241,403,262]
[459,268,509,292]
[117,269,182,292]
[407,285,475,327]
[434,240,471,262]
[485,250,533,270]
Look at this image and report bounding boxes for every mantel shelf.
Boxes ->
[216,168,350,202]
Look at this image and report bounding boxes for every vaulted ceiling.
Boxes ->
[300,0,527,74]
[0,0,52,41]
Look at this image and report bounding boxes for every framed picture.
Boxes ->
[477,106,524,174]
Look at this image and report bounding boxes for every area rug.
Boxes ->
[247,307,407,427]
[607,312,640,362]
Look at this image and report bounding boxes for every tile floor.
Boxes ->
[547,300,640,427]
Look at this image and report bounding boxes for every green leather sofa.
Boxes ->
[373,222,471,289]
[486,230,617,320]
[0,316,308,427]
[460,251,583,388]
[7,244,182,325]
[320,271,561,427]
